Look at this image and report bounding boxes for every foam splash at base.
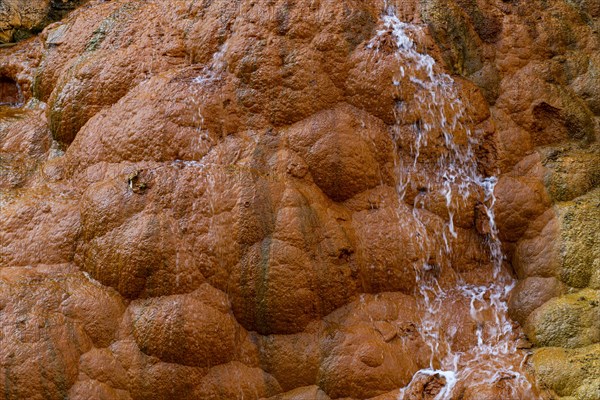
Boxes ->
[368,8,541,400]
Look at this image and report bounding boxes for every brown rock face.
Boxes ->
[1,0,598,399]
[0,0,85,43]
[0,76,21,105]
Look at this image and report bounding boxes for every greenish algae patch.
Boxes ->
[532,343,600,399]
[529,148,600,398]
[526,289,600,349]
[557,188,600,289]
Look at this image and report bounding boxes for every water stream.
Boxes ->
[180,6,543,397]
[369,8,541,399]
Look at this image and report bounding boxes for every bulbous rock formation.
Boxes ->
[1,0,599,399]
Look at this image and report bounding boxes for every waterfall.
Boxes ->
[369,9,540,400]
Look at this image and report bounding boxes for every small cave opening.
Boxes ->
[0,76,22,106]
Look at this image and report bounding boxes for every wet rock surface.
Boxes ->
[0,0,85,44]
[0,0,599,399]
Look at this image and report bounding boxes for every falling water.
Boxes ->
[368,7,541,400]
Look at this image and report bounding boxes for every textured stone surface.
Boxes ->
[0,0,85,43]
[1,0,599,399]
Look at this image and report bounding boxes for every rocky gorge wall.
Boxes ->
[0,0,599,399]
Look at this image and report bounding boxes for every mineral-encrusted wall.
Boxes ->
[0,0,598,399]
[417,1,600,398]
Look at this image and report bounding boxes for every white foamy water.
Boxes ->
[193,42,229,85]
[187,41,231,158]
[368,8,540,400]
